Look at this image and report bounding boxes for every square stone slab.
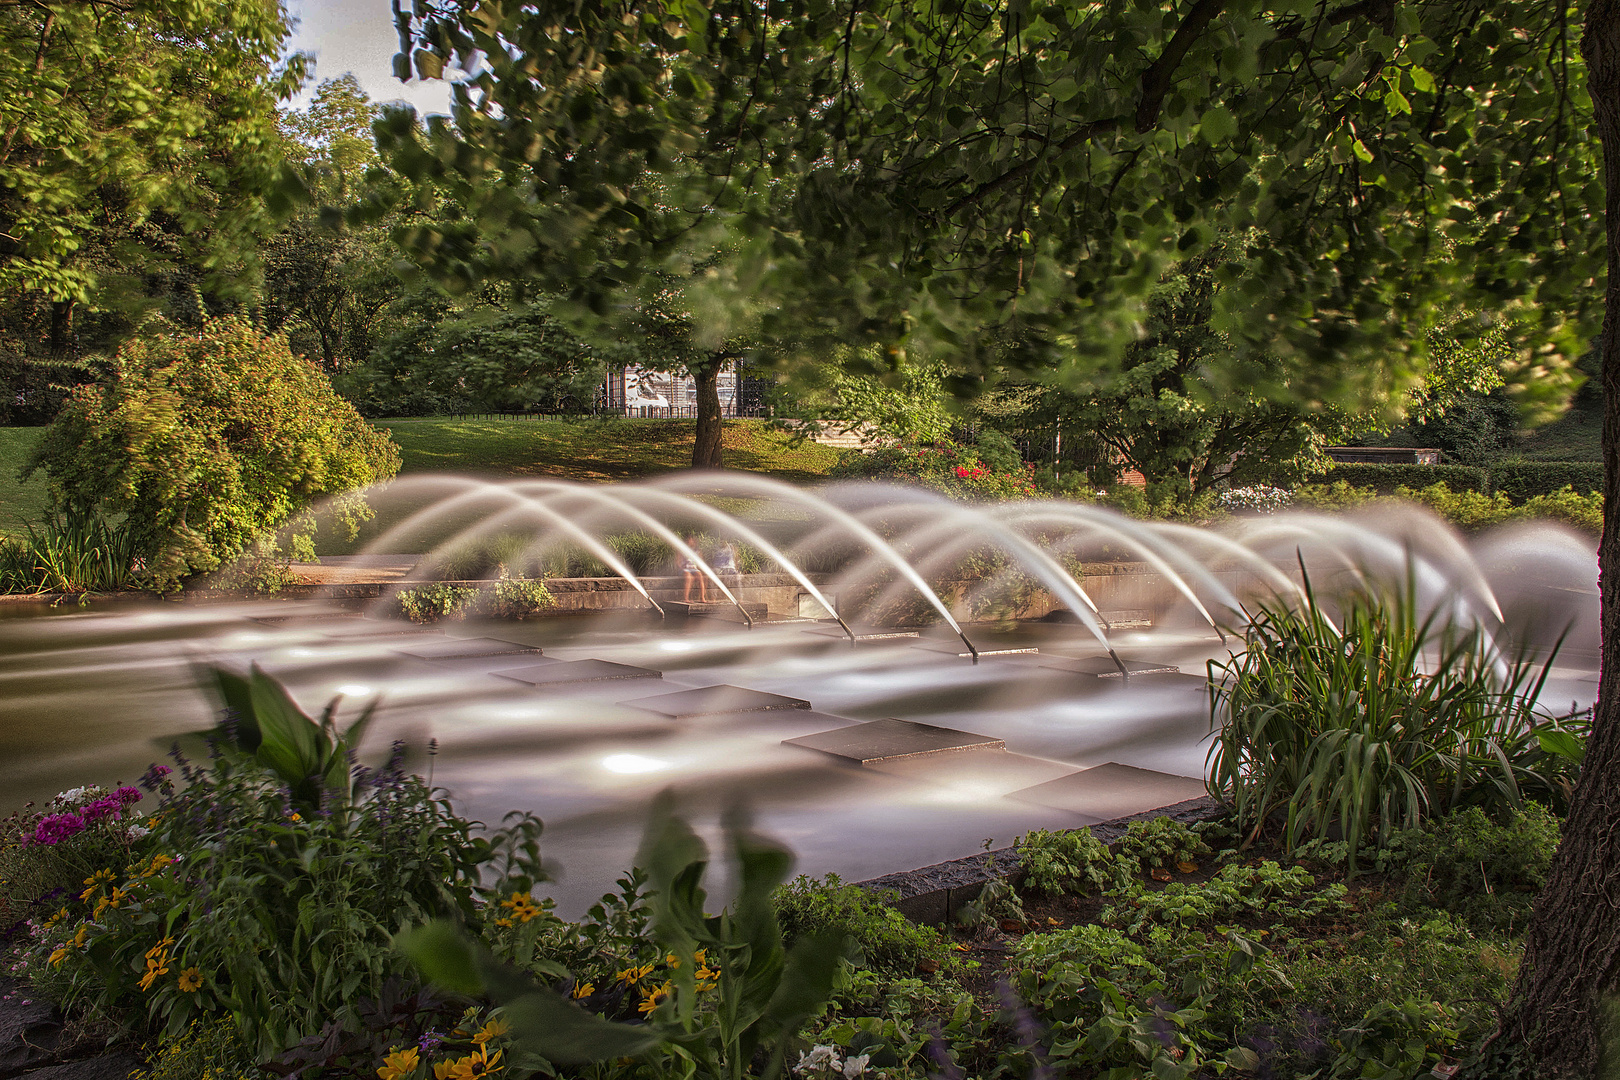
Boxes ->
[784,718,1004,765]
[1007,763,1207,822]
[1040,656,1180,678]
[494,659,662,686]
[621,684,811,718]
[395,637,544,661]
[911,641,1039,658]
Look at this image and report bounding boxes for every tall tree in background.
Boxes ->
[384,0,1618,1068]
[0,0,302,419]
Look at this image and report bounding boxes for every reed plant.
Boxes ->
[1207,567,1582,872]
[0,509,141,593]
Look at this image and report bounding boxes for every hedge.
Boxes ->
[1489,461,1604,502]
[1321,463,1488,494]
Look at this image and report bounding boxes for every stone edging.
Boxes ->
[855,796,1224,924]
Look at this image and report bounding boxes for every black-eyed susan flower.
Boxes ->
[471,1016,509,1046]
[637,981,672,1015]
[177,968,202,992]
[571,981,594,999]
[377,1046,420,1080]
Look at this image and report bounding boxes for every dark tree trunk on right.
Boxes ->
[1495,1,1620,1073]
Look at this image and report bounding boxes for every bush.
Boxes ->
[772,874,959,978]
[1117,816,1212,873]
[1489,460,1603,501]
[830,440,1036,500]
[1213,484,1292,515]
[395,582,479,623]
[25,317,401,590]
[1321,463,1488,494]
[1382,804,1561,933]
[1014,828,1122,897]
[1208,569,1583,871]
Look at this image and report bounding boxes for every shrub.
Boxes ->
[396,582,479,623]
[1515,487,1604,533]
[1489,460,1603,501]
[0,510,143,595]
[479,576,554,619]
[830,440,1037,500]
[1290,480,1379,512]
[1382,804,1561,933]
[1393,483,1517,530]
[1213,484,1292,515]
[773,874,959,977]
[1014,828,1122,896]
[25,317,400,589]
[1321,463,1488,494]
[1117,816,1212,873]
[1207,569,1583,871]
[133,1016,255,1080]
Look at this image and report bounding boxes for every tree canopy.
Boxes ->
[385,0,1601,414]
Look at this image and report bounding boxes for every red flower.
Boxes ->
[955,466,971,478]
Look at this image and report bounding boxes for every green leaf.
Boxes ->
[1538,729,1585,764]
[1383,88,1411,115]
[1409,66,1435,93]
[1198,105,1237,144]
[393,921,485,996]
[501,989,662,1064]
[1351,138,1374,163]
[1048,77,1080,102]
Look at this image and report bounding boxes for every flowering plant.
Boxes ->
[830,440,1037,500]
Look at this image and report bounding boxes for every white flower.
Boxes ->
[53,787,91,805]
[842,1054,871,1079]
[794,1046,841,1076]
[126,824,149,840]
[1215,484,1292,516]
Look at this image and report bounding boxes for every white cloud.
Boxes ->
[284,0,452,116]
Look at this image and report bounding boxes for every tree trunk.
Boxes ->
[692,357,724,469]
[1495,2,1620,1072]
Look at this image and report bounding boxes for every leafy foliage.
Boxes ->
[830,440,1036,500]
[1382,804,1562,935]
[25,318,401,589]
[773,875,958,979]
[1014,827,1124,897]
[1207,569,1583,869]
[0,509,141,595]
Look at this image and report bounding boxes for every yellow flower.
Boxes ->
[435,1048,503,1079]
[177,968,202,992]
[472,1016,510,1046]
[498,892,542,924]
[571,981,595,999]
[637,981,672,1015]
[666,951,680,969]
[377,1046,420,1080]
[289,813,302,822]
[615,962,654,986]
[71,925,88,948]
[92,896,110,919]
[145,937,175,960]
[693,948,707,965]
[138,964,167,992]
[43,907,69,929]
[83,869,114,887]
[695,965,719,992]
[48,947,69,968]
[492,917,513,929]
[142,854,174,878]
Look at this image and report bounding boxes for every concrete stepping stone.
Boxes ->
[495,659,662,686]
[395,637,544,661]
[1007,763,1207,822]
[622,684,810,718]
[1039,656,1180,678]
[784,717,1004,765]
[802,626,921,642]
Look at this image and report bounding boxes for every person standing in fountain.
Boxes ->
[679,537,710,603]
[711,541,739,589]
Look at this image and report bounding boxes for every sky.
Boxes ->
[283,0,452,116]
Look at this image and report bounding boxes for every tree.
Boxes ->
[25,317,400,589]
[383,1,1620,1068]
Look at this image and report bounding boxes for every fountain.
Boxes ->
[0,477,1597,913]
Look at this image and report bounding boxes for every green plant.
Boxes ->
[396,797,847,1080]
[395,582,479,623]
[1489,460,1604,501]
[1381,804,1561,933]
[25,317,400,590]
[0,509,142,595]
[21,740,543,1058]
[1014,827,1123,896]
[773,874,958,977]
[1321,464,1489,494]
[1099,861,1348,935]
[134,1016,255,1080]
[205,665,376,814]
[1117,816,1212,873]
[477,576,554,618]
[1207,567,1580,871]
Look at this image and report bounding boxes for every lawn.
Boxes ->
[377,416,844,482]
[0,426,48,537]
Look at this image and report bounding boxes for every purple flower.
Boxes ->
[32,813,87,846]
[138,764,172,792]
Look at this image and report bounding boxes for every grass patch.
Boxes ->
[377,416,842,482]
[1517,405,1601,461]
[0,427,48,538]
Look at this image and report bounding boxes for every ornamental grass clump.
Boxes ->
[1207,567,1583,872]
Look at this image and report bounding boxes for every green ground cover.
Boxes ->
[377,416,842,483]
[1517,405,1602,461]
